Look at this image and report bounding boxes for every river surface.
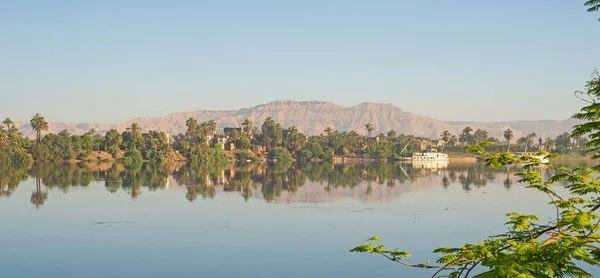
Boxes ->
[0,161,597,277]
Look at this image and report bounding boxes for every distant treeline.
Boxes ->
[0,115,588,166]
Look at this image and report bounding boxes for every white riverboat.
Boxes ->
[411,149,449,161]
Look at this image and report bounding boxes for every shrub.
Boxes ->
[270,147,292,162]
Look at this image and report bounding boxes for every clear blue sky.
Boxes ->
[1,0,598,123]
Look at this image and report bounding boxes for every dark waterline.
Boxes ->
[0,161,597,277]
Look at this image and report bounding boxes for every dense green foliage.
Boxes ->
[0,125,32,165]
[269,147,293,162]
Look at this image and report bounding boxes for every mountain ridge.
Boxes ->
[11,101,578,139]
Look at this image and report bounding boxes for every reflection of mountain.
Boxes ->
[0,160,587,207]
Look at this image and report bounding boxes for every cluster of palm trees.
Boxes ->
[2,114,50,144]
[504,129,540,153]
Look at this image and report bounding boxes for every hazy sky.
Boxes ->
[1,0,599,123]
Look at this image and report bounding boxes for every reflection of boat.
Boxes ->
[411,149,449,161]
[411,160,449,169]
[514,152,550,164]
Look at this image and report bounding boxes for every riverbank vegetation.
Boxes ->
[0,114,591,166]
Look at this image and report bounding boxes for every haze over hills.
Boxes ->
[12,101,579,139]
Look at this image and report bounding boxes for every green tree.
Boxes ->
[458,127,474,145]
[261,117,283,152]
[3,118,13,129]
[30,113,48,143]
[202,120,217,136]
[388,129,397,138]
[364,123,374,137]
[235,136,251,150]
[544,137,555,151]
[127,123,142,141]
[473,129,488,144]
[516,136,527,151]
[185,117,199,137]
[284,126,305,155]
[440,130,451,143]
[269,147,292,162]
[242,118,253,136]
[525,132,537,152]
[104,129,123,158]
[304,137,323,159]
[0,126,6,143]
[440,130,451,152]
[504,128,514,152]
[139,130,170,163]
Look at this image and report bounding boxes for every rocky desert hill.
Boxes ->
[12,100,579,139]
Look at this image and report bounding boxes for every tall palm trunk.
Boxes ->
[507,140,510,152]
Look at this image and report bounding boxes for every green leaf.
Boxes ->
[350,244,374,253]
[367,235,381,242]
[390,250,411,258]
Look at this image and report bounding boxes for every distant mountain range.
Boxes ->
[12,100,580,139]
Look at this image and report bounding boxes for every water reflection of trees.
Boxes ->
[0,165,28,197]
[30,163,103,192]
[31,177,48,209]
[0,160,595,206]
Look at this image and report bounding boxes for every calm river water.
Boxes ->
[0,161,597,277]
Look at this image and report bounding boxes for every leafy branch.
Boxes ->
[350,70,600,278]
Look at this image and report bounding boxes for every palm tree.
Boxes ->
[127,123,142,141]
[586,0,600,20]
[185,117,198,136]
[544,137,555,151]
[200,120,217,137]
[30,113,49,143]
[242,118,253,136]
[440,130,451,152]
[525,132,537,153]
[440,130,451,141]
[517,137,527,151]
[324,127,334,136]
[206,120,217,135]
[504,128,514,152]
[364,123,374,137]
[459,127,474,145]
[286,126,303,153]
[449,135,458,146]
[3,118,13,129]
